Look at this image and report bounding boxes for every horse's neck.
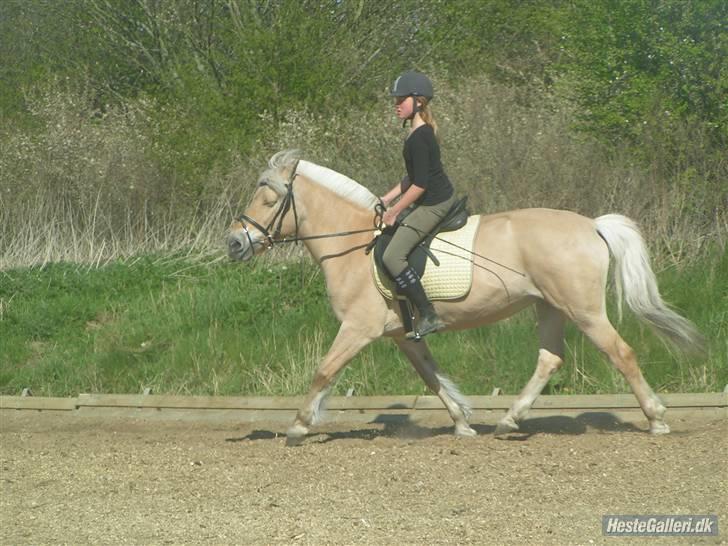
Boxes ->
[296,178,374,270]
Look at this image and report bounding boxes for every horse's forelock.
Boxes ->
[258,149,301,196]
[257,172,287,196]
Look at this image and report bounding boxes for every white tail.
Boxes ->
[595,214,704,353]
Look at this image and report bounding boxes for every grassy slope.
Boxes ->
[1,249,726,397]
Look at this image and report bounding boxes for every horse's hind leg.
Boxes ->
[578,315,669,434]
[287,324,374,444]
[496,302,565,435]
[395,338,476,437]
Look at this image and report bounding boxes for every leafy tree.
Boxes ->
[556,0,727,146]
[421,0,565,88]
[1,0,724,180]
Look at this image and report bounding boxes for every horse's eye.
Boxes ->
[264,200,277,208]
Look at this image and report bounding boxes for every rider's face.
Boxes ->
[394,95,414,120]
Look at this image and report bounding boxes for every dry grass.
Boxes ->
[1,75,725,270]
[0,189,235,268]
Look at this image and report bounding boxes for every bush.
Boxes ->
[1,73,725,270]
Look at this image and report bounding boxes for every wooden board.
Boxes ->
[2,392,725,420]
[0,397,78,411]
[75,394,306,410]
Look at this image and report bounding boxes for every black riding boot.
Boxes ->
[394,267,445,339]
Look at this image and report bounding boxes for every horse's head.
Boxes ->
[228,152,301,262]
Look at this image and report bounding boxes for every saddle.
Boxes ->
[368,196,478,338]
[371,196,470,283]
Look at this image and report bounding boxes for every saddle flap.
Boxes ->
[373,228,429,282]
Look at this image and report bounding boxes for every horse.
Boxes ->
[227,150,703,443]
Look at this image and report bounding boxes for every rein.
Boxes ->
[236,163,523,279]
[236,161,384,251]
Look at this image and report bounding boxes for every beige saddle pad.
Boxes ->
[372,215,481,301]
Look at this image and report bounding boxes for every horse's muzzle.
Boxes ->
[227,232,253,262]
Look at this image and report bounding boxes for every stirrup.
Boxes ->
[405,315,445,341]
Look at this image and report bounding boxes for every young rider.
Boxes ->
[380,70,457,338]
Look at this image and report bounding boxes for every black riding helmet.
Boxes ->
[390,71,433,121]
[390,70,434,100]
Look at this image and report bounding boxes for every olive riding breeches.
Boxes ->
[382,193,456,278]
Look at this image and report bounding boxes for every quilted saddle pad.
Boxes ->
[372,215,481,301]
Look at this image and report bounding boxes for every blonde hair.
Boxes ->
[416,97,439,141]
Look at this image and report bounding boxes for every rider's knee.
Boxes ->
[382,248,405,278]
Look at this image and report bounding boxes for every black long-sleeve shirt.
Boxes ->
[401,124,454,206]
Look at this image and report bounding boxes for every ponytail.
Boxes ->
[417,98,439,141]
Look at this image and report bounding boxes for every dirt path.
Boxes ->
[1,411,726,545]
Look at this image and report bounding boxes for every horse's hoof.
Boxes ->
[285,435,305,447]
[649,421,670,435]
[494,420,519,436]
[455,425,477,437]
[286,423,308,446]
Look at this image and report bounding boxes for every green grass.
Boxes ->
[1,249,726,397]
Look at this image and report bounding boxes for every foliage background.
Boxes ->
[2,0,725,209]
[1,0,726,396]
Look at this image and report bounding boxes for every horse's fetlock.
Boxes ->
[649,420,670,435]
[287,422,309,439]
[455,423,477,437]
[495,416,520,436]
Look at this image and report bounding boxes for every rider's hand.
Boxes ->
[382,209,399,226]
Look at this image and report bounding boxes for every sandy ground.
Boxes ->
[1,410,726,545]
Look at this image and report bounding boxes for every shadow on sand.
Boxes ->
[226,411,645,444]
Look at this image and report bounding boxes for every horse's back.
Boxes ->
[473,208,609,307]
[477,208,602,255]
[479,207,593,231]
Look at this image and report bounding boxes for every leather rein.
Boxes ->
[235,161,525,280]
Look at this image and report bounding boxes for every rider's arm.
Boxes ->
[388,184,425,216]
[382,184,425,225]
[380,183,402,206]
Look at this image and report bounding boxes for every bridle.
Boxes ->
[235,160,384,256]
[236,160,301,251]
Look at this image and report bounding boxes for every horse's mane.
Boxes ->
[261,150,379,210]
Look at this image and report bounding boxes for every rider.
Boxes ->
[380,70,457,338]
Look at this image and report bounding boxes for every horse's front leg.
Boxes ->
[395,338,476,437]
[287,324,375,444]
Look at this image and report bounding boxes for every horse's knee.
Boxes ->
[536,349,563,379]
[311,370,335,389]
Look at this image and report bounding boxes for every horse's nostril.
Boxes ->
[228,237,243,258]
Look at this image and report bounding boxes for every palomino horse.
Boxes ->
[228,151,703,443]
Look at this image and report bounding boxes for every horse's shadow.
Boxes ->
[225,411,644,444]
[486,412,644,441]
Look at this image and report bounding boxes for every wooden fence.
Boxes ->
[2,392,726,423]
